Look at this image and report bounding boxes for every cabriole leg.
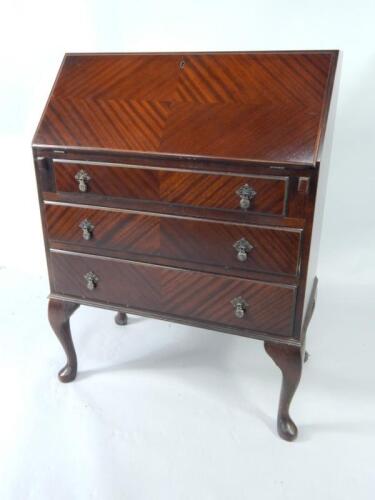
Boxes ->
[48,299,80,383]
[264,342,303,442]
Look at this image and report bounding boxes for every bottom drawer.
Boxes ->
[50,251,296,337]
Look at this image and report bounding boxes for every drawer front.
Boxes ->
[50,252,296,337]
[53,161,288,216]
[45,204,301,276]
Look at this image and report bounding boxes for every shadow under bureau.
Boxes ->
[33,51,340,441]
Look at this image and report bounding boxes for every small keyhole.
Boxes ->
[179,59,185,69]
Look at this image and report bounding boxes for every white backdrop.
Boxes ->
[0,0,374,285]
[1,2,375,500]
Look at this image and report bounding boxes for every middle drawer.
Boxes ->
[45,204,302,277]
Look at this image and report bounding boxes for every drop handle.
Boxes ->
[79,219,94,240]
[236,184,256,210]
[84,271,98,290]
[230,296,248,319]
[75,169,91,192]
[233,238,253,262]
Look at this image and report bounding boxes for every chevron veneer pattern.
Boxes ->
[53,162,287,216]
[50,251,296,337]
[34,52,335,165]
[45,204,301,277]
[33,51,339,441]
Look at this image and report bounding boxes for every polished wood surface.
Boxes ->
[33,51,337,166]
[264,342,303,441]
[48,299,79,382]
[45,203,301,277]
[53,161,287,216]
[50,251,296,337]
[33,51,340,440]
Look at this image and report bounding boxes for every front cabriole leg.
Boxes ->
[264,342,303,441]
[48,299,80,383]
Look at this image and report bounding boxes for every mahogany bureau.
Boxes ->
[33,51,340,441]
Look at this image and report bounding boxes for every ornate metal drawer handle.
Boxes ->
[236,184,256,210]
[84,271,98,290]
[230,296,248,319]
[79,219,94,240]
[233,238,253,262]
[75,169,91,192]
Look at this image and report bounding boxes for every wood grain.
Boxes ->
[53,161,287,216]
[45,203,301,276]
[33,51,337,165]
[50,251,296,337]
[32,52,340,439]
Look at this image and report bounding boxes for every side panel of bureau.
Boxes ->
[50,251,296,338]
[45,203,302,277]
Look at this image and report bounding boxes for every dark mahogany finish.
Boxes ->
[264,342,303,441]
[33,52,335,165]
[33,51,340,441]
[50,250,296,337]
[45,203,301,277]
[48,299,80,382]
[53,161,287,216]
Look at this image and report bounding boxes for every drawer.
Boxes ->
[50,251,296,337]
[53,161,288,216]
[45,204,302,277]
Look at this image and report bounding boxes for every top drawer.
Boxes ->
[53,161,288,216]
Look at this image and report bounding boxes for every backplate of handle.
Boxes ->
[84,271,98,290]
[75,169,91,192]
[233,238,253,262]
[79,219,94,240]
[236,184,256,210]
[230,296,248,319]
